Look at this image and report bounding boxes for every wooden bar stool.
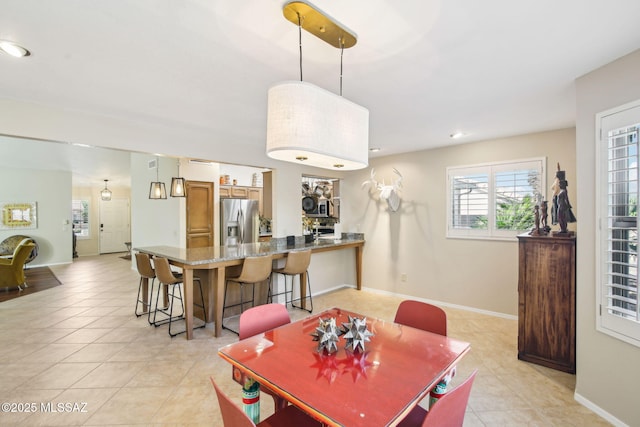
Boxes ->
[134,252,157,324]
[153,257,207,337]
[222,255,273,335]
[268,249,313,313]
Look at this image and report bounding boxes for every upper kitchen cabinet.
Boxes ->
[220,171,272,218]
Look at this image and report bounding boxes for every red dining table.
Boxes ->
[218,307,471,427]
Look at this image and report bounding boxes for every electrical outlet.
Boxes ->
[400,273,407,282]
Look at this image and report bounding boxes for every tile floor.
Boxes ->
[0,253,610,426]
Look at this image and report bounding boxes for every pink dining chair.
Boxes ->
[236,303,292,411]
[239,303,291,340]
[211,377,321,427]
[397,369,477,427]
[394,300,447,336]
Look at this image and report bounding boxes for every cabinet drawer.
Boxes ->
[230,187,248,197]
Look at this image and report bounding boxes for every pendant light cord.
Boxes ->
[298,13,303,82]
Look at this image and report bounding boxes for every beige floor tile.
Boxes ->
[71,361,145,388]
[83,386,173,425]
[25,343,87,364]
[126,359,195,387]
[0,363,54,392]
[18,362,99,390]
[54,328,112,344]
[152,385,219,424]
[106,341,170,362]
[49,316,102,329]
[475,408,552,426]
[93,326,146,343]
[62,343,127,363]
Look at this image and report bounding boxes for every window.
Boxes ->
[596,100,640,347]
[447,158,545,240]
[72,200,90,238]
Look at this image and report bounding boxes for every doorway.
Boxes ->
[99,198,131,253]
[186,180,214,248]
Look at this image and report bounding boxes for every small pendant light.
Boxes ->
[149,157,167,199]
[170,159,186,197]
[100,179,112,201]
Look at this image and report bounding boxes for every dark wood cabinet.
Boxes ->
[517,233,576,373]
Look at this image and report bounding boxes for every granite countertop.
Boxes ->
[135,233,364,266]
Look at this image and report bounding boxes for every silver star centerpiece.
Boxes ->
[311,317,341,354]
[341,316,374,352]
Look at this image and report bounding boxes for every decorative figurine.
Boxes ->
[551,164,576,236]
[530,204,541,235]
[541,200,550,233]
[311,317,341,354]
[340,316,375,352]
[556,178,576,235]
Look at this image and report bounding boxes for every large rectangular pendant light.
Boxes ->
[266,80,369,170]
[266,1,369,171]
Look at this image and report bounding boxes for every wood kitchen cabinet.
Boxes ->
[517,233,576,373]
[220,185,263,214]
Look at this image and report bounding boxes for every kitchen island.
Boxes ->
[136,235,364,339]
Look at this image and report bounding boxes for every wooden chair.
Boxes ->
[211,377,321,427]
[0,242,36,291]
[222,255,273,335]
[153,257,207,337]
[394,300,447,336]
[134,252,156,324]
[397,370,477,427]
[268,249,313,312]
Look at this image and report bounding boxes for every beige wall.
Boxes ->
[575,48,640,426]
[341,128,576,316]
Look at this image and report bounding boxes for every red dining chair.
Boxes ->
[395,300,454,406]
[397,370,477,427]
[236,303,292,412]
[211,377,322,427]
[239,303,291,340]
[394,300,447,336]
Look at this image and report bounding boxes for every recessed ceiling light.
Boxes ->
[0,40,31,58]
[369,147,381,152]
[450,131,467,139]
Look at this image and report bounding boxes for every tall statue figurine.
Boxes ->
[550,163,576,235]
[550,163,561,225]
[556,178,576,234]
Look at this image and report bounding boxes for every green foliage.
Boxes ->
[495,194,535,230]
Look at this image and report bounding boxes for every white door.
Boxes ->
[99,198,131,254]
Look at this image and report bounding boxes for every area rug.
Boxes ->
[0,266,62,303]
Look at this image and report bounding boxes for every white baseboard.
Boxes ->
[359,286,518,320]
[574,392,628,427]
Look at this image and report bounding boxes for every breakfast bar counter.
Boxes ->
[136,236,364,339]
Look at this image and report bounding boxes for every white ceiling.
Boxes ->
[1,0,640,183]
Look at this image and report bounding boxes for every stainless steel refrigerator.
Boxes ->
[220,199,259,245]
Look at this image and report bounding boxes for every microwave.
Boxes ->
[303,197,332,217]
